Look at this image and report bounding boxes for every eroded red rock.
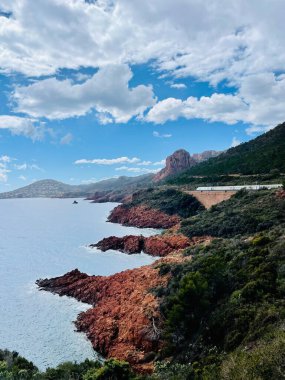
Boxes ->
[37,264,170,373]
[108,204,180,229]
[92,234,192,256]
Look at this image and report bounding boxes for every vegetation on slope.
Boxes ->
[3,190,285,379]
[0,351,134,379]
[155,225,285,379]
[126,188,205,218]
[167,122,285,184]
[180,189,285,238]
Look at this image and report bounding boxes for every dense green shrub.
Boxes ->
[220,330,285,380]
[126,188,205,218]
[181,190,285,238]
[0,353,134,380]
[157,226,285,378]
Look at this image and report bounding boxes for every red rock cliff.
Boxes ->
[153,149,196,182]
[92,234,195,256]
[108,204,180,229]
[37,264,171,373]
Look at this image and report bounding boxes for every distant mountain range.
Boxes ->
[2,121,282,200]
[0,175,153,199]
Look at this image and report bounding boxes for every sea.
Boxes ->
[0,198,157,370]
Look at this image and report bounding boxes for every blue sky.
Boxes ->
[0,0,284,190]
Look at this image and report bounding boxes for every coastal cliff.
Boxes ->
[92,234,208,256]
[108,204,180,228]
[37,264,171,373]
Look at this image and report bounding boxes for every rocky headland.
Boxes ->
[91,233,208,257]
[108,204,180,229]
[37,263,172,373]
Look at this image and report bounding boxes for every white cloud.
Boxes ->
[153,131,172,138]
[75,156,140,165]
[170,83,187,89]
[115,166,161,174]
[137,160,152,166]
[147,72,285,130]
[19,175,27,181]
[13,64,156,122]
[231,137,241,148]
[238,73,285,129]
[147,94,247,125]
[1,1,285,130]
[1,0,285,83]
[14,163,43,171]
[60,133,73,145]
[153,159,166,166]
[0,116,45,140]
[0,155,11,163]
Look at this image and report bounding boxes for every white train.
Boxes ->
[196,184,283,191]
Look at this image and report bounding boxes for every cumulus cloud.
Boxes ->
[0,155,11,163]
[0,116,45,140]
[147,94,248,125]
[153,159,166,166]
[238,73,285,128]
[1,0,285,85]
[75,156,166,168]
[153,131,172,138]
[1,0,285,130]
[170,83,187,89]
[147,72,285,130]
[115,166,161,174]
[13,64,156,122]
[75,156,140,165]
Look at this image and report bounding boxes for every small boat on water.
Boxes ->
[73,200,78,204]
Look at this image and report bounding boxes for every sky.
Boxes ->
[0,0,285,190]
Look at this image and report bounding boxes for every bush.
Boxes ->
[221,330,285,380]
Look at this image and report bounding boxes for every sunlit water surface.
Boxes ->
[0,198,157,369]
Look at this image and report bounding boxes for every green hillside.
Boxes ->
[125,188,205,218]
[180,189,285,238]
[170,122,285,180]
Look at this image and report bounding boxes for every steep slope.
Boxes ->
[153,149,196,182]
[173,122,285,178]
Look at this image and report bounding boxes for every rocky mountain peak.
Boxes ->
[153,149,196,182]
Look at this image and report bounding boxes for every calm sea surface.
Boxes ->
[0,198,157,369]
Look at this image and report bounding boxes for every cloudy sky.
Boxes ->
[0,0,284,189]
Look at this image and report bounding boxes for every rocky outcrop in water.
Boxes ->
[108,204,180,229]
[91,234,194,256]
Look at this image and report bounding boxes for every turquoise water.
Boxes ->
[0,198,157,369]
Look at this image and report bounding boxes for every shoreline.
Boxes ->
[36,201,192,372]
